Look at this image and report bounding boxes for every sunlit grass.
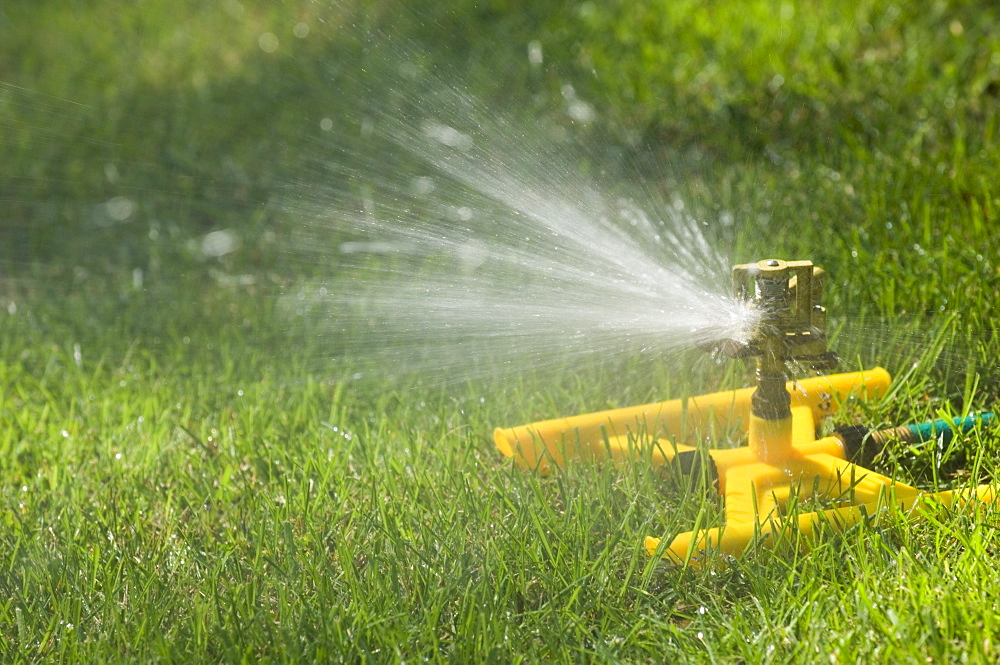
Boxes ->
[2,0,1000,662]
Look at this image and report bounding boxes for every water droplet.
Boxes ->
[412,176,436,195]
[258,32,279,53]
[527,40,543,65]
[566,100,595,123]
[105,196,135,221]
[201,229,240,257]
[421,120,471,149]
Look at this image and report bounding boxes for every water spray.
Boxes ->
[494,259,996,565]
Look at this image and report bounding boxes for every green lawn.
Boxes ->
[2,1,1000,662]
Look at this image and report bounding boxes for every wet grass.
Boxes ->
[3,0,1000,662]
[2,297,998,663]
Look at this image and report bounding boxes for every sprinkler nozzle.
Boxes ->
[726,259,838,371]
[724,259,838,425]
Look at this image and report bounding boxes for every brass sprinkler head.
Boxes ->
[727,259,839,420]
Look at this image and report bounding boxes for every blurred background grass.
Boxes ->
[3,0,998,395]
[5,1,999,266]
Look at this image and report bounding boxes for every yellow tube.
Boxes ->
[494,368,891,471]
[747,413,794,462]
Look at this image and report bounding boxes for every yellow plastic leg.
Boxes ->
[646,437,1000,565]
[494,368,891,472]
[647,483,997,565]
[747,413,793,462]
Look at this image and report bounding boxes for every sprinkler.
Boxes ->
[494,259,997,564]
[728,259,839,463]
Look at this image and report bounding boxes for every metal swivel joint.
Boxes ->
[728,259,839,459]
[731,259,838,417]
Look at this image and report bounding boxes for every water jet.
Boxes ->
[494,259,996,564]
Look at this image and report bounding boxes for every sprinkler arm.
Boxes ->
[493,368,890,473]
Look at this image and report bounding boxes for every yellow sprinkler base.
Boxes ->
[495,367,998,565]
